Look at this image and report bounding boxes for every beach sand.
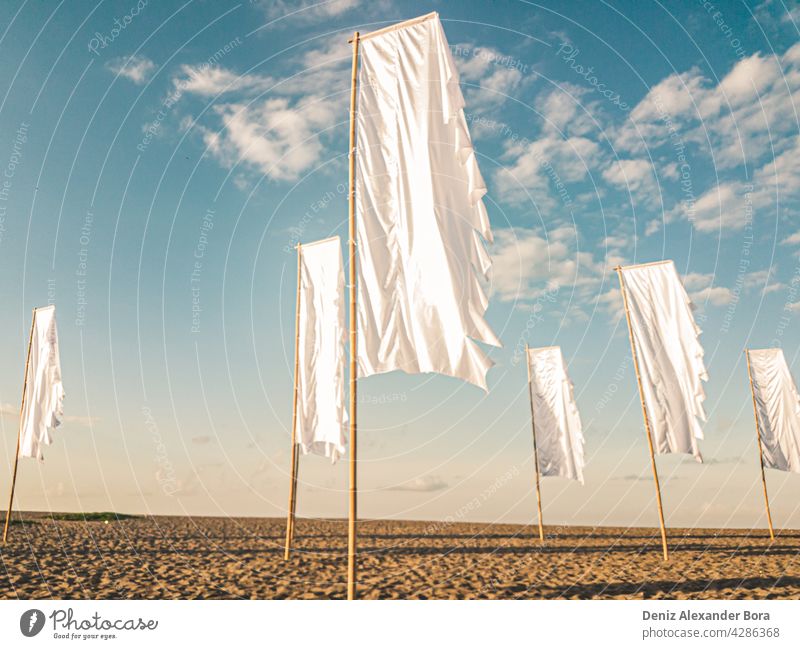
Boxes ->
[0,513,797,599]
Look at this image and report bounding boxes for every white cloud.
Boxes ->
[600,234,630,250]
[628,69,708,124]
[454,43,526,111]
[753,135,800,205]
[678,268,782,307]
[383,475,448,492]
[199,95,340,182]
[717,54,782,105]
[257,0,360,22]
[175,39,353,182]
[174,65,273,96]
[764,282,786,294]
[106,55,156,85]
[486,41,800,241]
[494,136,602,207]
[743,268,785,294]
[680,182,743,233]
[601,158,656,193]
[691,285,735,306]
[683,272,734,306]
[659,161,679,180]
[532,83,601,138]
[596,286,622,312]
[490,226,603,303]
[782,230,800,245]
[620,47,800,173]
[665,131,800,234]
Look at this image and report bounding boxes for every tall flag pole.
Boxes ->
[346,12,501,598]
[284,244,303,560]
[614,260,710,561]
[3,305,65,543]
[346,30,360,601]
[2,309,35,543]
[615,267,669,561]
[524,344,585,544]
[745,349,776,540]
[525,344,545,542]
[285,237,348,560]
[744,347,800,538]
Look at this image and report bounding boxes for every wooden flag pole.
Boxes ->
[346,30,360,601]
[525,345,545,542]
[615,268,669,561]
[744,349,776,540]
[289,449,300,546]
[284,245,303,560]
[3,309,36,543]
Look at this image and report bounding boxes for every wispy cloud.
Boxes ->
[175,66,269,97]
[453,42,528,112]
[601,158,657,195]
[494,135,603,208]
[490,226,604,304]
[255,0,360,23]
[195,95,341,182]
[683,272,735,307]
[616,43,800,233]
[493,40,800,240]
[106,55,156,85]
[175,39,352,182]
[382,476,448,492]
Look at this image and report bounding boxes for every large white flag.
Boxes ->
[619,261,708,461]
[355,12,501,390]
[296,237,347,462]
[748,348,800,473]
[19,305,65,460]
[527,346,585,483]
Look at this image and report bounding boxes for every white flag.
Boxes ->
[355,12,501,390]
[527,346,585,483]
[296,237,347,462]
[19,305,65,461]
[619,261,708,461]
[748,348,800,473]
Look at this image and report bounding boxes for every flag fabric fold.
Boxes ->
[527,346,585,483]
[748,348,800,473]
[297,237,348,463]
[355,12,500,391]
[19,305,65,461]
[620,261,708,461]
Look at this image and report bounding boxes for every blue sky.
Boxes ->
[1,0,799,530]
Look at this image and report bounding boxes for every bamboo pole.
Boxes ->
[744,350,776,540]
[284,245,303,560]
[346,30,360,601]
[525,345,545,542]
[289,453,299,545]
[3,309,36,544]
[615,267,669,561]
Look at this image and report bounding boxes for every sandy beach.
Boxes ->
[0,513,798,599]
